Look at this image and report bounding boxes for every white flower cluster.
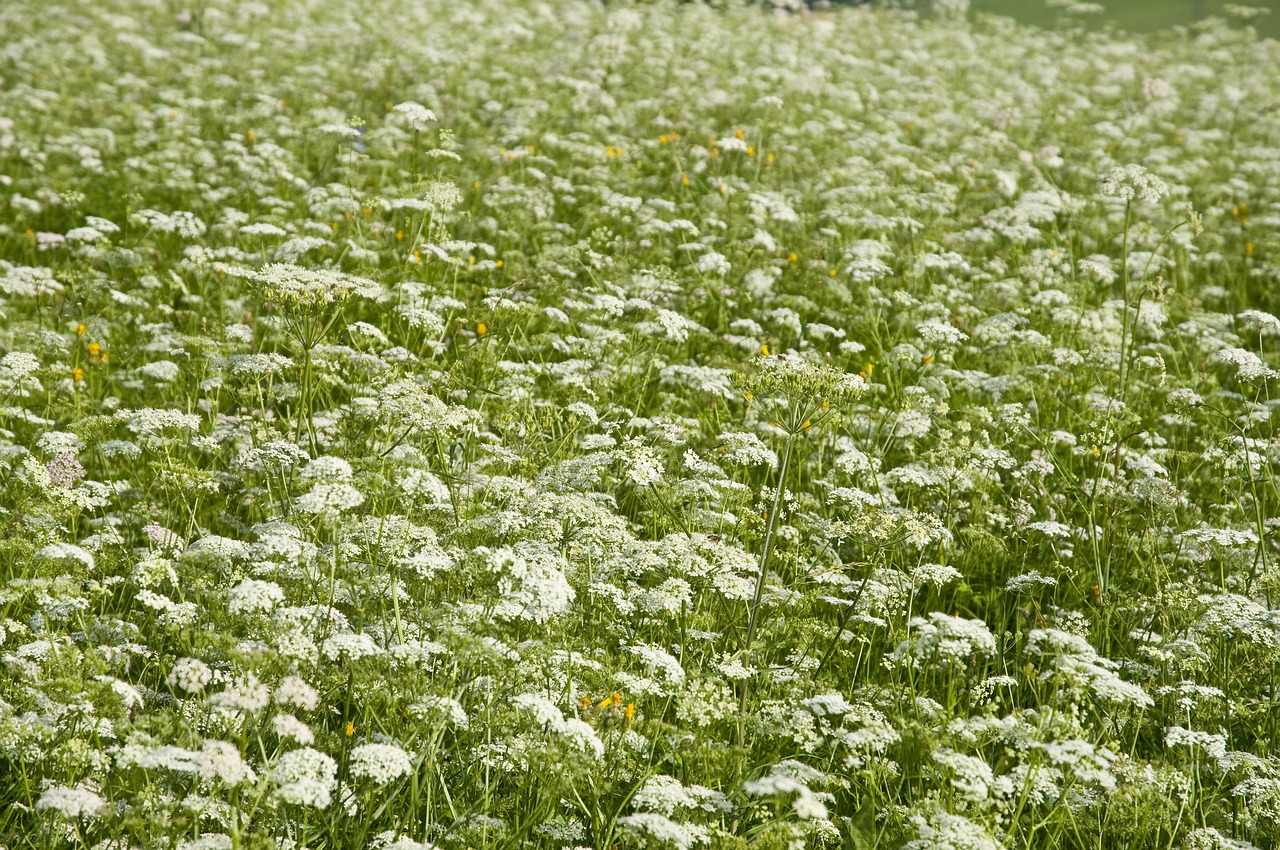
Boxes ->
[271,747,338,808]
[349,743,414,785]
[1099,165,1170,203]
[36,786,107,819]
[892,613,996,670]
[245,263,381,310]
[227,579,284,616]
[511,694,604,758]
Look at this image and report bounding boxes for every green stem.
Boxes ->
[737,430,795,747]
[744,430,794,657]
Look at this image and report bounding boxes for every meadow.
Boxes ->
[1,1,1279,849]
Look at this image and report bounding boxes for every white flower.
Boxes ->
[633,775,699,816]
[300,455,354,482]
[116,407,202,435]
[273,714,316,745]
[892,613,996,669]
[693,251,730,277]
[271,747,337,807]
[167,657,214,693]
[719,431,777,468]
[294,482,366,515]
[1212,347,1276,382]
[512,694,604,757]
[34,543,95,571]
[391,101,437,130]
[902,812,999,850]
[916,318,968,348]
[1165,726,1228,760]
[933,748,994,800]
[139,360,181,383]
[227,579,284,616]
[483,545,576,624]
[1099,165,1169,203]
[349,743,414,785]
[36,786,106,818]
[617,813,709,850]
[199,739,257,786]
[274,676,320,711]
[619,438,663,487]
[243,263,380,310]
[319,632,384,662]
[209,672,271,714]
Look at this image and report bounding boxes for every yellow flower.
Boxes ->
[345,721,355,737]
[477,322,487,337]
[72,368,84,383]
[761,344,769,356]
[76,323,87,336]
[87,342,101,358]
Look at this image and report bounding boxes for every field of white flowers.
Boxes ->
[2,0,1280,848]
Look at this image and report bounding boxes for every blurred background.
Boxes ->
[969,0,1280,37]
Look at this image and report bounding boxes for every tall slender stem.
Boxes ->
[743,431,793,658]
[736,430,794,749]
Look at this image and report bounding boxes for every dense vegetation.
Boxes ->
[1,1,1280,849]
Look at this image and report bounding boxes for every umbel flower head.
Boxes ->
[737,353,867,435]
[241,262,381,313]
[1099,165,1169,204]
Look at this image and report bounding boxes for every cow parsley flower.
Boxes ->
[617,813,709,850]
[1099,165,1169,203]
[272,714,315,745]
[36,786,106,818]
[271,747,337,808]
[892,613,996,669]
[349,743,414,785]
[274,676,320,711]
[391,101,437,129]
[227,579,284,616]
[245,263,380,311]
[168,657,214,693]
